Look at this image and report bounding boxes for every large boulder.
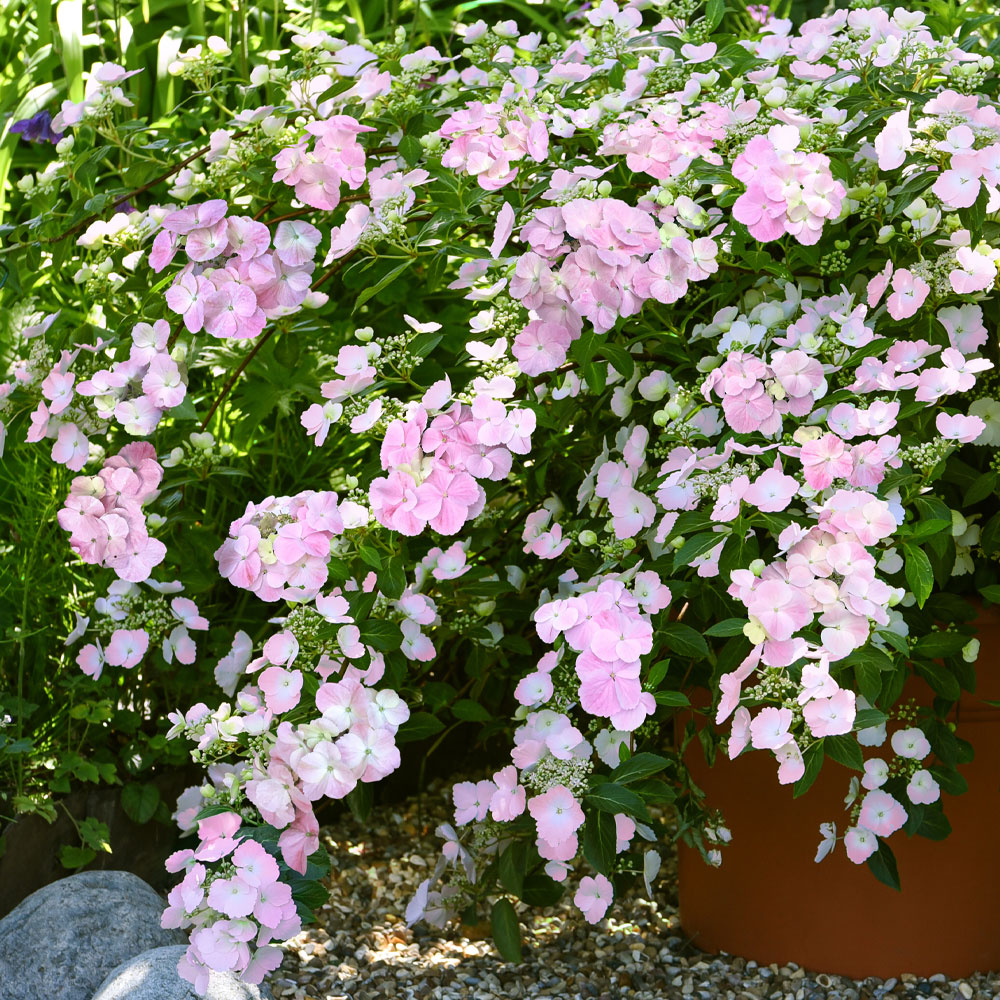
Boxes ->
[0,870,183,1000]
[91,945,273,1000]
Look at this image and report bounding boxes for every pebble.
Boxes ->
[265,775,1000,1000]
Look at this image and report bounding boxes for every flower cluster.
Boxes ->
[507,196,718,377]
[215,490,365,602]
[69,578,209,679]
[272,115,373,210]
[369,376,535,537]
[57,443,166,582]
[162,813,300,992]
[440,100,550,191]
[154,200,321,339]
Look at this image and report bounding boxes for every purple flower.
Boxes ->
[10,110,63,145]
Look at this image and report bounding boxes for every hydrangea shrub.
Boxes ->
[3,0,1000,990]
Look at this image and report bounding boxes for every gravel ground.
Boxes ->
[267,776,997,1000]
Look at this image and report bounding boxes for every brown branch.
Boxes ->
[199,327,275,430]
[165,320,184,352]
[314,248,359,290]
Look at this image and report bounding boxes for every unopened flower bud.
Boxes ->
[578,529,598,546]
[749,559,766,577]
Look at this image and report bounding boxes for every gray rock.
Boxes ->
[91,945,272,1000]
[0,870,183,1000]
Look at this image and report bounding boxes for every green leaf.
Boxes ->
[659,623,709,658]
[586,781,651,822]
[398,134,423,167]
[854,662,881,704]
[378,556,407,601]
[963,471,997,506]
[491,899,522,962]
[395,712,445,743]
[793,743,824,798]
[915,806,951,841]
[653,690,691,707]
[353,258,417,313]
[582,811,617,876]
[452,699,491,722]
[910,631,969,659]
[980,584,1000,605]
[867,841,900,891]
[823,734,864,772]
[596,342,635,380]
[358,619,403,651]
[914,660,961,701]
[121,783,159,825]
[59,845,96,869]
[674,532,725,571]
[705,618,747,637]
[358,544,383,571]
[705,0,725,31]
[903,545,934,608]
[347,783,373,823]
[646,660,669,689]
[520,873,564,907]
[498,842,527,897]
[611,752,670,785]
[929,765,967,796]
[854,708,888,732]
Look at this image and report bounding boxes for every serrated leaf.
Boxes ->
[452,699,491,722]
[674,532,726,571]
[59,845,96,869]
[520,872,563,906]
[824,734,864,771]
[358,619,402,651]
[398,134,423,167]
[596,342,635,379]
[582,811,616,876]
[705,618,747,637]
[659,622,709,658]
[353,258,417,312]
[121,783,159,825]
[903,545,934,607]
[705,0,725,31]
[498,842,527,897]
[378,556,407,600]
[914,660,960,700]
[854,662,882,705]
[611,752,669,785]
[347,783,373,823]
[653,690,690,707]
[586,781,651,822]
[853,708,888,732]
[396,712,445,743]
[491,899,522,962]
[793,743,824,798]
[866,841,900,891]
[910,631,969,659]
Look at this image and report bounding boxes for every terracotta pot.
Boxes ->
[678,607,1000,978]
